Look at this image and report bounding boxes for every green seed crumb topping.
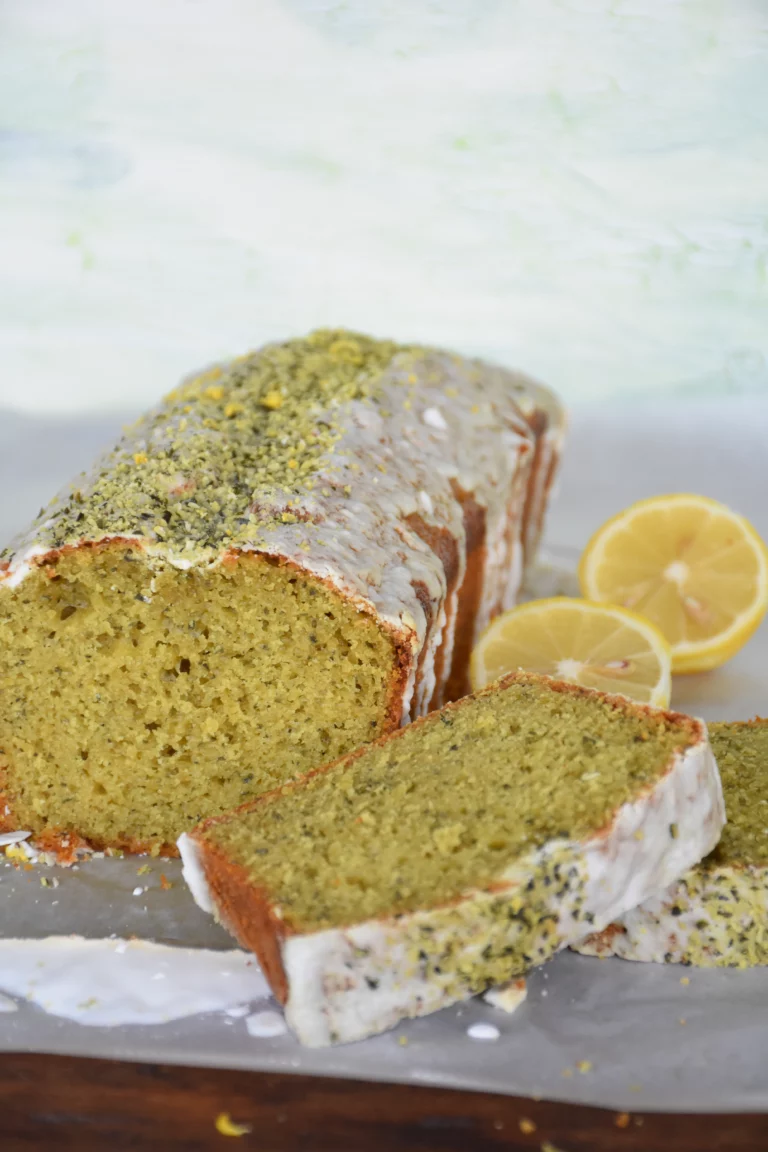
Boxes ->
[1,329,423,565]
[664,866,768,968]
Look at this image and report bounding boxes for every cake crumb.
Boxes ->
[680,976,690,986]
[398,1035,409,1047]
[576,1059,593,1074]
[615,1112,631,1129]
[520,1117,537,1133]
[160,873,173,891]
[214,1112,251,1137]
[484,978,527,1014]
[561,1067,573,1079]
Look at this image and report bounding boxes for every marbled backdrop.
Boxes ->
[1,0,767,413]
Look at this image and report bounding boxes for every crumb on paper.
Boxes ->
[629,1084,643,1093]
[615,1112,631,1129]
[398,1035,409,1047]
[679,1017,687,1025]
[160,873,173,891]
[214,1112,252,1137]
[576,1060,593,1074]
[136,864,151,876]
[132,886,144,897]
[561,1066,573,1078]
[520,1117,537,1133]
[484,977,527,1014]
[680,976,690,986]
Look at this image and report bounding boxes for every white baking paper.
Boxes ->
[1,395,767,1111]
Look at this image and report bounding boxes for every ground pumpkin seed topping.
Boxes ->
[0,329,425,565]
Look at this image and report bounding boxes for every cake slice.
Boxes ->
[575,719,768,968]
[178,672,723,1046]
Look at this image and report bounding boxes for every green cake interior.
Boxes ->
[0,546,395,846]
[206,675,698,932]
[708,721,768,868]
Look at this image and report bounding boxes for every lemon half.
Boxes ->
[579,494,768,674]
[470,597,672,708]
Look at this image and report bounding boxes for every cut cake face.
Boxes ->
[179,671,724,1045]
[576,719,768,968]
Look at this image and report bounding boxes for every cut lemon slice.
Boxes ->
[470,597,671,707]
[579,494,768,674]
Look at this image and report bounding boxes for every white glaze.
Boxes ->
[262,726,722,1046]
[0,937,270,1026]
[178,832,215,915]
[245,1009,288,1038]
[0,830,31,847]
[2,544,50,590]
[225,1004,251,1018]
[467,1022,500,1041]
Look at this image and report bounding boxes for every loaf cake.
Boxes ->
[178,671,724,1046]
[575,719,768,968]
[0,330,564,853]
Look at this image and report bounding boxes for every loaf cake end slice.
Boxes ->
[575,718,768,968]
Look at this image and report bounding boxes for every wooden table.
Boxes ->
[1,1055,765,1151]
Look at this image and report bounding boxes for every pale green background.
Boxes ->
[2,0,767,413]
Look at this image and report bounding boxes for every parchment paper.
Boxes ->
[1,395,767,1112]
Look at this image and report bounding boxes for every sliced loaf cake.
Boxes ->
[179,672,723,1045]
